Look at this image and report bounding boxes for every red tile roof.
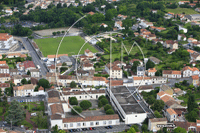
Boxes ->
[23,61,35,69]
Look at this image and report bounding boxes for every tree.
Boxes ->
[146,95,156,105]
[100,98,108,105]
[131,125,139,132]
[105,109,114,115]
[151,100,165,112]
[146,60,155,70]
[80,100,92,110]
[52,32,56,36]
[173,127,187,133]
[71,106,82,115]
[0,88,3,97]
[69,97,78,105]
[70,81,76,88]
[5,87,12,96]
[57,31,61,35]
[98,95,106,101]
[28,80,31,84]
[127,127,136,133]
[131,61,140,73]
[154,110,162,118]
[38,79,50,90]
[98,101,103,108]
[187,93,198,113]
[105,9,114,21]
[21,78,27,85]
[62,31,65,34]
[6,100,25,125]
[141,124,148,132]
[27,70,30,75]
[52,125,59,133]
[187,110,199,122]
[104,104,112,111]
[35,112,47,128]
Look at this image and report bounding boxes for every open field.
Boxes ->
[34,36,98,57]
[165,8,199,15]
[34,27,80,36]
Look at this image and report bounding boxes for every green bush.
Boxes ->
[104,104,112,111]
[71,106,82,115]
[100,98,108,106]
[20,120,33,129]
[106,109,114,115]
[98,95,106,101]
[69,97,78,105]
[80,100,92,110]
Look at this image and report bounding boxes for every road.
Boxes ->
[21,37,48,76]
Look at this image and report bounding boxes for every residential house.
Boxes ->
[117,14,127,20]
[59,56,72,66]
[48,65,56,73]
[149,57,161,64]
[0,61,6,66]
[132,76,167,86]
[47,54,68,62]
[187,49,200,61]
[192,41,200,47]
[188,38,197,43]
[30,69,40,78]
[148,68,157,77]
[195,8,200,12]
[0,65,9,74]
[23,61,36,72]
[13,84,35,97]
[46,72,57,85]
[138,85,154,93]
[113,61,126,68]
[148,118,167,132]
[139,21,153,28]
[105,63,122,79]
[82,62,94,71]
[129,59,143,66]
[157,91,172,100]
[114,21,124,30]
[160,84,173,96]
[182,66,199,77]
[148,34,156,41]
[137,66,145,77]
[191,75,199,86]
[0,83,10,92]
[178,1,189,5]
[189,3,196,7]
[178,25,188,33]
[0,129,7,133]
[162,70,182,78]
[165,100,183,110]
[165,108,177,122]
[167,49,176,54]
[100,23,108,28]
[152,38,163,44]
[151,9,157,13]
[173,88,184,96]
[0,73,10,83]
[161,95,175,103]
[9,69,19,76]
[164,40,178,49]
[177,34,186,41]
[150,26,166,32]
[88,11,95,15]
[174,120,200,132]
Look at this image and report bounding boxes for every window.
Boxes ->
[96,122,99,125]
[103,121,106,125]
[109,121,112,124]
[85,96,87,98]
[70,123,73,127]
[135,115,137,117]
[64,124,67,127]
[77,123,81,127]
[83,123,86,126]
[80,96,81,99]
[90,122,93,126]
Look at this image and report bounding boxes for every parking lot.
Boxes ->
[67,124,131,133]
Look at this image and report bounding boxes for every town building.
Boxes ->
[165,108,177,122]
[13,84,36,97]
[162,70,182,78]
[0,33,19,52]
[148,118,167,132]
[30,69,40,78]
[148,68,157,77]
[105,63,122,79]
[182,66,199,77]
[185,14,200,21]
[23,61,36,72]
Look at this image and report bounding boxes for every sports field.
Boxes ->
[165,8,199,15]
[34,36,98,57]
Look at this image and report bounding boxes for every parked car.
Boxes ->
[108,126,113,129]
[68,129,73,132]
[31,113,37,116]
[89,127,93,130]
[72,129,76,132]
[92,127,96,130]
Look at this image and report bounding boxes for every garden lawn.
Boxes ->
[34,36,98,57]
[165,8,199,15]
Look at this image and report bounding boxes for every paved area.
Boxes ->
[34,27,80,36]
[7,95,46,102]
[21,37,48,76]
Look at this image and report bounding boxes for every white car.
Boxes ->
[31,113,37,116]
